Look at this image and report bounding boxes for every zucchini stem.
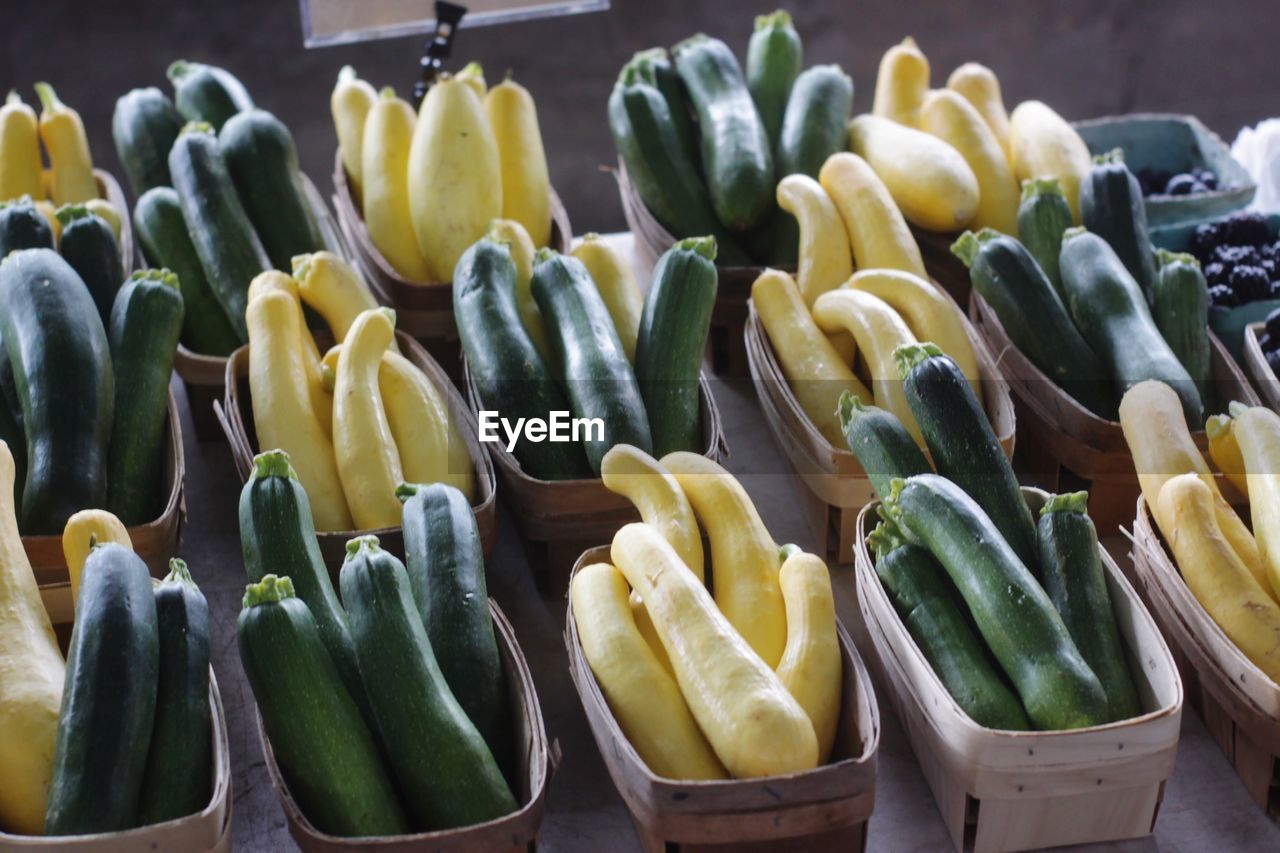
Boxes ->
[675,235,717,261]
[835,390,867,435]
[1156,248,1199,270]
[1020,176,1065,204]
[754,9,794,30]
[243,574,296,608]
[1040,490,1090,516]
[395,482,422,502]
[165,558,199,588]
[344,534,382,559]
[893,341,947,380]
[252,449,298,481]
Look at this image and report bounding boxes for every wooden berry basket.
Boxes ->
[20,391,184,587]
[969,290,1259,531]
[1242,322,1280,412]
[745,292,1016,565]
[0,582,232,853]
[856,488,1183,853]
[462,359,726,596]
[1130,496,1280,820]
[216,331,497,579]
[95,168,136,277]
[566,545,879,852]
[332,150,572,380]
[910,226,971,305]
[257,600,549,853]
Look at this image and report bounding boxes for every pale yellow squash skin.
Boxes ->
[362,88,433,281]
[775,547,842,762]
[813,289,923,445]
[247,291,353,532]
[34,200,59,245]
[408,75,502,282]
[611,524,818,778]
[1008,100,1092,223]
[775,174,856,360]
[818,152,926,278]
[0,440,64,835]
[847,114,979,233]
[919,90,1020,235]
[659,453,787,668]
[485,78,552,249]
[871,37,930,128]
[333,308,404,529]
[331,66,377,201]
[249,271,330,438]
[946,62,1011,160]
[378,349,474,501]
[34,83,95,205]
[571,561,726,780]
[1230,406,1280,600]
[1158,475,1280,681]
[488,219,553,364]
[751,269,870,446]
[456,61,488,100]
[600,443,704,581]
[629,591,676,679]
[84,199,121,241]
[60,509,131,607]
[572,233,644,363]
[0,92,43,201]
[292,251,384,347]
[1206,414,1249,501]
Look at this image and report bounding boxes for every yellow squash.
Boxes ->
[489,218,553,363]
[378,349,474,501]
[1206,413,1249,500]
[33,82,96,205]
[361,88,433,281]
[600,443,704,581]
[249,271,330,437]
[611,523,818,778]
[629,591,676,679]
[751,269,870,447]
[408,74,502,281]
[1008,100,1092,223]
[571,561,726,780]
[0,440,64,835]
[847,114,979,233]
[776,174,853,307]
[1229,405,1280,600]
[485,76,552,249]
[918,89,1020,235]
[660,453,787,667]
[292,251,384,346]
[457,61,488,100]
[871,37,930,127]
[572,233,644,363]
[1158,474,1280,680]
[0,92,43,201]
[331,66,377,201]
[818,152,926,277]
[61,509,131,607]
[85,199,121,241]
[946,62,1011,159]
[775,546,842,763]
[247,291,352,532]
[34,200,59,245]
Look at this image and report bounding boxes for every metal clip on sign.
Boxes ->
[413,1,468,108]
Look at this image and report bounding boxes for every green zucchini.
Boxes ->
[953,228,1115,419]
[168,123,270,343]
[340,536,517,830]
[1152,249,1211,405]
[0,249,112,533]
[1037,492,1141,722]
[837,392,931,501]
[134,186,242,356]
[1059,227,1203,426]
[869,521,1029,730]
[1017,177,1072,298]
[884,475,1110,731]
[398,482,511,774]
[56,206,124,326]
[237,575,408,837]
[218,109,325,271]
[746,10,802,151]
[106,269,183,525]
[167,60,254,131]
[634,237,716,456]
[0,196,54,256]
[112,87,183,196]
[627,48,700,170]
[776,64,854,179]
[673,34,775,231]
[454,239,590,480]
[45,544,159,835]
[897,343,1039,572]
[532,249,652,472]
[138,559,212,825]
[1080,151,1158,302]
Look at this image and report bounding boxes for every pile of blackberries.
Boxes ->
[1190,213,1279,308]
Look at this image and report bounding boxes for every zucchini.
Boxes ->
[169,123,270,343]
[1059,228,1203,426]
[869,521,1029,730]
[532,249,652,472]
[776,64,854,179]
[45,544,158,834]
[106,269,183,526]
[134,187,242,356]
[896,343,1039,573]
[454,238,590,480]
[1152,249,1211,405]
[1080,151,1158,302]
[166,60,254,131]
[1037,492,1141,722]
[0,196,54,256]
[673,34,774,231]
[237,575,408,837]
[1017,177,1072,298]
[0,249,112,534]
[953,228,1116,419]
[112,87,182,196]
[635,237,716,456]
[627,48,700,170]
[340,536,517,830]
[56,206,123,326]
[837,392,930,501]
[884,475,1110,730]
[138,559,212,825]
[218,109,325,271]
[746,10,802,151]
[398,482,511,774]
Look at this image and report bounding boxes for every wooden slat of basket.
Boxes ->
[97,169,135,278]
[1242,322,1280,412]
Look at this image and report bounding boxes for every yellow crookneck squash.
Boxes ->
[292,251,385,347]
[34,82,96,206]
[571,234,644,364]
[775,545,842,763]
[60,509,131,607]
[248,270,330,438]
[488,218,553,364]
[331,65,377,202]
[378,349,474,501]
[485,76,552,250]
[817,152,926,278]
[0,92,44,202]
[600,443,704,582]
[361,87,433,282]
[1229,404,1280,601]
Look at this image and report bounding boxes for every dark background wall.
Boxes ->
[2,0,1273,233]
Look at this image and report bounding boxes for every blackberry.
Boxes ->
[1215,244,1257,266]
[1208,283,1237,307]
[1204,261,1227,285]
[1267,306,1280,340]
[1191,222,1223,260]
[1226,212,1273,246]
[1164,174,1200,196]
[1195,169,1219,190]
[1229,264,1271,302]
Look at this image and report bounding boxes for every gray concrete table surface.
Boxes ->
[180,234,1280,851]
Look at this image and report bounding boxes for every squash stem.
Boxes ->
[835,390,867,436]
[33,81,65,114]
[243,574,296,608]
[754,9,794,30]
[395,482,422,503]
[778,543,802,561]
[252,449,298,481]
[1205,413,1233,440]
[893,341,947,380]
[1156,248,1199,270]
[344,534,381,559]
[675,235,717,261]
[165,558,199,588]
[1041,490,1089,516]
[1020,176,1065,204]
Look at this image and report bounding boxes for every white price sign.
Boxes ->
[299,0,610,47]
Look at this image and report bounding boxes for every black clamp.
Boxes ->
[412,1,468,108]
